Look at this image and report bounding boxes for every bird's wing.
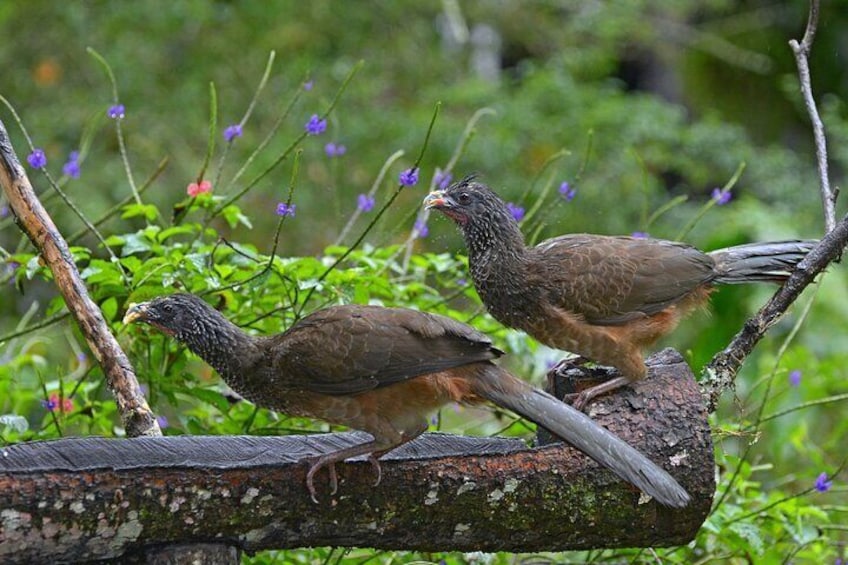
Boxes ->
[527,235,717,325]
[262,305,500,395]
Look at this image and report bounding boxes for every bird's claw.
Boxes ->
[305,456,382,502]
[306,460,338,504]
[367,454,382,487]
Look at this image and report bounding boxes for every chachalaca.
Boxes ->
[424,177,816,409]
[124,293,690,507]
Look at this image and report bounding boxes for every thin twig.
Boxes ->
[87,48,143,207]
[788,0,836,232]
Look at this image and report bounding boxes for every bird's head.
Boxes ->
[123,293,214,341]
[423,175,506,227]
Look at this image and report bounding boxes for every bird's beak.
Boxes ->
[423,190,451,210]
[122,302,149,325]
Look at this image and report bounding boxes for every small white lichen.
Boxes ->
[503,478,519,493]
[456,481,477,496]
[70,501,85,514]
[454,523,470,534]
[241,487,260,504]
[670,450,689,466]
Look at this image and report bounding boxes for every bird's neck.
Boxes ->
[173,309,259,385]
[462,211,528,285]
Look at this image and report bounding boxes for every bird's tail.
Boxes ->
[709,240,816,284]
[470,365,691,508]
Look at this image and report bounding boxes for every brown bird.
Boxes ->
[425,177,815,408]
[124,293,690,507]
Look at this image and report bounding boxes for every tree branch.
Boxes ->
[0,118,160,437]
[702,212,848,410]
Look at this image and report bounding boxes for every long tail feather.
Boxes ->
[472,365,691,508]
[709,240,816,283]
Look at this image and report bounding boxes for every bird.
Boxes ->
[424,176,816,409]
[124,292,690,507]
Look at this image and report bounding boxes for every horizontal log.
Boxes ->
[0,349,713,563]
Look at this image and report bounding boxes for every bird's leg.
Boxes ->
[365,422,428,487]
[304,439,387,503]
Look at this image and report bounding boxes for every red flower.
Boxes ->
[187,180,213,197]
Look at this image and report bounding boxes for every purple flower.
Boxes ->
[789,370,802,387]
[62,151,81,179]
[399,168,419,187]
[414,219,429,238]
[156,415,169,429]
[711,187,732,205]
[457,278,467,287]
[506,202,525,222]
[434,168,452,190]
[631,231,650,239]
[815,472,832,493]
[223,124,243,142]
[325,142,347,157]
[276,202,296,217]
[0,205,9,218]
[27,148,47,169]
[357,193,375,212]
[108,104,125,120]
[305,114,327,135]
[76,352,87,364]
[42,396,58,411]
[559,182,577,201]
[303,80,314,91]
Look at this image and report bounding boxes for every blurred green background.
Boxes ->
[1,1,847,563]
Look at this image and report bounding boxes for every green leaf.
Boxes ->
[190,388,232,413]
[121,233,152,256]
[158,224,199,242]
[221,204,253,229]
[100,297,118,321]
[121,202,161,221]
[103,234,125,247]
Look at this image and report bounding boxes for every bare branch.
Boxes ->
[702,213,848,411]
[0,118,160,438]
[788,0,836,231]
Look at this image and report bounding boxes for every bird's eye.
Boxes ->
[457,192,471,204]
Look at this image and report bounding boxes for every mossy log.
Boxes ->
[0,349,713,563]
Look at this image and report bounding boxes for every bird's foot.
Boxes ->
[304,449,384,503]
[305,459,339,504]
[562,375,632,412]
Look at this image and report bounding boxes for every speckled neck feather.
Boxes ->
[168,300,259,388]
